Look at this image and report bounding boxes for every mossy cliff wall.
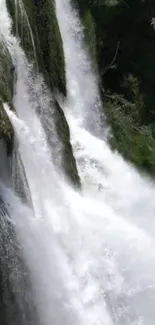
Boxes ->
[6,0,66,94]
[0,38,15,323]
[0,41,14,155]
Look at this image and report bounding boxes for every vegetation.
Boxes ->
[1,0,155,323]
[74,0,155,176]
[4,0,155,177]
[5,0,155,178]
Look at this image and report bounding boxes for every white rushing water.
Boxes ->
[55,0,155,235]
[55,0,155,323]
[1,0,155,324]
[55,0,104,137]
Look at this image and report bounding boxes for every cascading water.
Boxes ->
[55,0,104,137]
[1,0,155,324]
[0,146,39,325]
[55,0,155,233]
[55,0,155,323]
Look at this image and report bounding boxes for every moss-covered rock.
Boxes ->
[33,0,66,94]
[0,199,40,325]
[0,41,14,154]
[6,0,38,63]
[83,9,97,66]
[6,0,80,186]
[54,100,80,186]
[6,0,66,94]
[72,0,98,69]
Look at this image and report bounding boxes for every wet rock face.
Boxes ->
[0,41,14,154]
[5,0,81,186]
[54,100,81,187]
[0,198,40,325]
[1,2,80,323]
[6,0,66,94]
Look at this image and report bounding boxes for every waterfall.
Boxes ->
[17,0,38,65]
[1,0,155,324]
[55,0,155,234]
[55,0,104,136]
[55,0,155,324]
[12,0,38,65]
[0,140,39,325]
[6,101,155,325]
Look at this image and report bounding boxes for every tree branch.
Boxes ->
[102,40,120,76]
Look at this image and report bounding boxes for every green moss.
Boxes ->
[72,0,98,69]
[6,0,80,186]
[83,9,98,70]
[6,0,66,94]
[33,0,66,94]
[0,41,14,153]
[55,101,81,187]
[0,102,12,140]
[0,41,14,102]
[6,0,40,65]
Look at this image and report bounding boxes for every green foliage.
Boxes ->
[104,0,119,6]
[75,0,155,176]
[105,87,155,175]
